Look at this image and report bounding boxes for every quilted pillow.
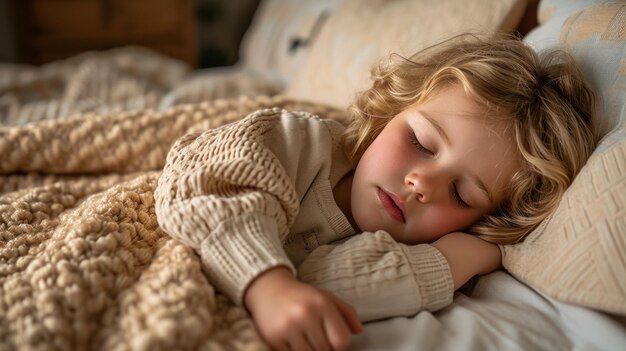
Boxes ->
[502,0,626,315]
[285,0,527,108]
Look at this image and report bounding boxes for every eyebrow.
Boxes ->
[420,111,494,204]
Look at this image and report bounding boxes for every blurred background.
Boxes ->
[0,0,261,68]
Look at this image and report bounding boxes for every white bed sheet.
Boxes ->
[351,271,626,351]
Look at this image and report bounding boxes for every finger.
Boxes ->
[305,322,331,351]
[287,334,313,351]
[322,306,352,351]
[331,295,363,334]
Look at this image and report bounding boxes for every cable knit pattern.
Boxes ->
[1,175,265,351]
[1,47,454,350]
[0,97,343,175]
[155,107,454,318]
[155,108,304,303]
[0,51,350,349]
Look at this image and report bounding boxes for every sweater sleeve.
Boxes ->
[297,231,454,322]
[154,107,329,305]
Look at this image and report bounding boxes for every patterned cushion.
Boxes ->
[285,0,527,108]
[502,0,626,315]
[239,0,341,88]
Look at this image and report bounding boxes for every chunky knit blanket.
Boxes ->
[0,48,348,351]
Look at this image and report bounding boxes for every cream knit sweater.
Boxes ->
[154,108,454,322]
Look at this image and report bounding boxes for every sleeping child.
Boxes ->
[154,33,596,351]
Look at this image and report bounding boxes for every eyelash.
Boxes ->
[451,183,470,208]
[408,130,470,208]
[407,131,433,155]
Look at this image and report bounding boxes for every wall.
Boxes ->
[0,0,260,68]
[0,0,17,62]
[196,0,260,67]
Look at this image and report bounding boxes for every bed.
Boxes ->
[1,0,625,350]
[353,272,626,350]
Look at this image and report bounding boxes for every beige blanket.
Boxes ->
[0,48,348,350]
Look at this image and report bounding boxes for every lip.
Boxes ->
[377,187,406,223]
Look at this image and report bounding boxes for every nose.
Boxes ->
[405,171,436,203]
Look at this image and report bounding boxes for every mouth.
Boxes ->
[377,187,406,223]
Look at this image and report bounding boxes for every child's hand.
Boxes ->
[431,232,502,289]
[244,266,363,351]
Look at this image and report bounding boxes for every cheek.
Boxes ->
[411,206,479,242]
[368,132,413,168]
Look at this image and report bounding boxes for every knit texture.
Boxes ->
[1,47,456,350]
[154,109,304,304]
[153,109,454,313]
[298,231,454,322]
[0,48,349,351]
[0,47,189,126]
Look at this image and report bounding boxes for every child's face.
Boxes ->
[350,84,521,244]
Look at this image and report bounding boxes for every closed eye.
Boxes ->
[407,130,433,155]
[450,183,470,208]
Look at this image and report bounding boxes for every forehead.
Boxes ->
[417,83,495,118]
[410,84,514,135]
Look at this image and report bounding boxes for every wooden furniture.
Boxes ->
[12,0,198,67]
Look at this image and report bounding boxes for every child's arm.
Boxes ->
[431,232,501,290]
[298,231,501,322]
[154,109,298,303]
[154,108,361,349]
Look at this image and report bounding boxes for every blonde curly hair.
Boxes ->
[342,33,596,244]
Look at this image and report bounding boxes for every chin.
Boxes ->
[352,210,379,234]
